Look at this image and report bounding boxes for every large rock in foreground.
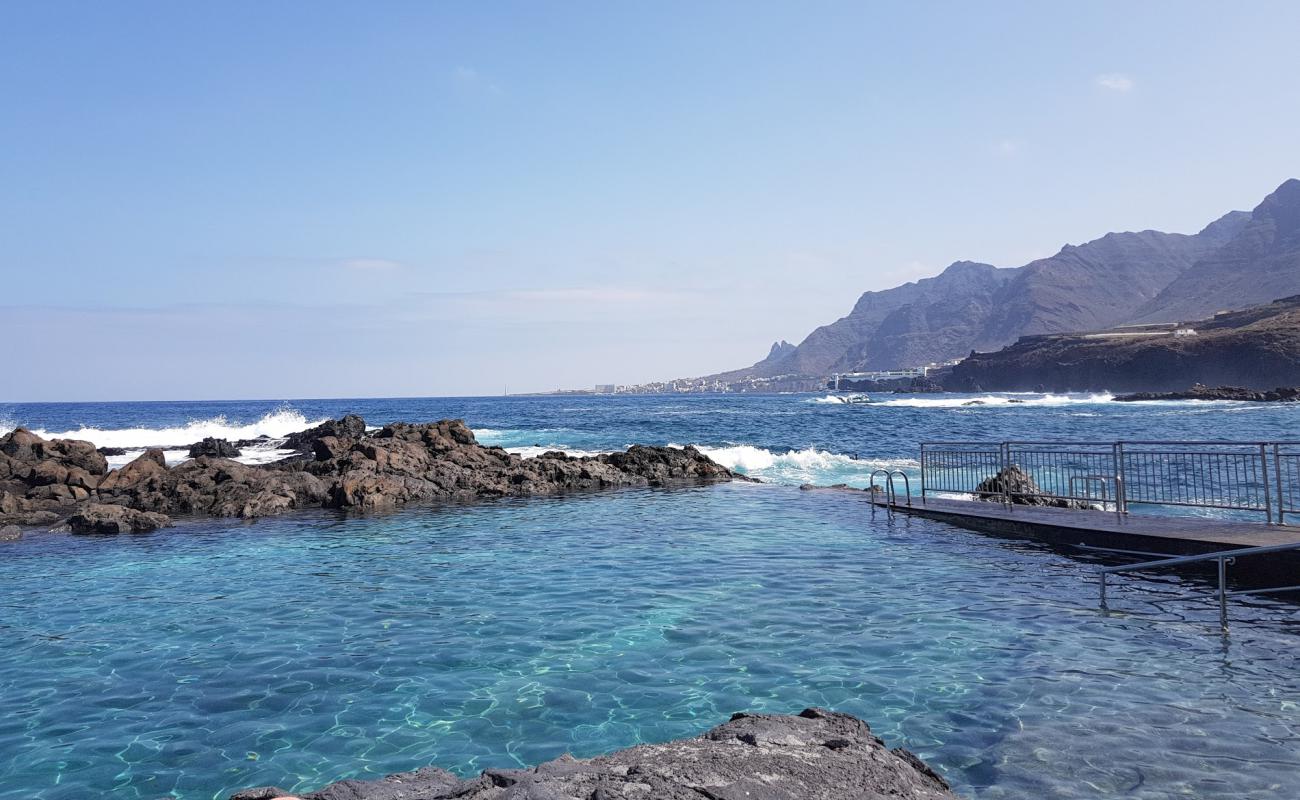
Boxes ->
[0,418,739,529]
[230,708,958,800]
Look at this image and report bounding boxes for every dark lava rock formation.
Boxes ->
[187,437,242,458]
[1114,383,1300,402]
[0,417,737,532]
[974,465,1090,509]
[229,708,957,800]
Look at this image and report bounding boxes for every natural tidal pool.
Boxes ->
[2,483,1298,800]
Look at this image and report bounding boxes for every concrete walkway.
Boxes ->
[857,493,1300,584]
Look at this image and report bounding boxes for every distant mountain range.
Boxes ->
[705,178,1300,382]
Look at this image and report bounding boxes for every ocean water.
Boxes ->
[4,391,1297,487]
[1,393,1298,799]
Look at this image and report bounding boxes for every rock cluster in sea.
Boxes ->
[229,708,958,800]
[0,416,737,533]
[1113,383,1300,402]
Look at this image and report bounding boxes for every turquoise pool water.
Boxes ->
[1,483,1297,799]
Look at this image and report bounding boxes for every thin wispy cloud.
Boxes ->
[503,287,674,304]
[341,258,403,271]
[995,138,1022,157]
[452,65,502,95]
[1095,73,1135,92]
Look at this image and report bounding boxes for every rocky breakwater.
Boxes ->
[231,708,958,800]
[1114,383,1300,402]
[0,416,738,534]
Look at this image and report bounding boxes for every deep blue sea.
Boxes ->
[1,393,1298,800]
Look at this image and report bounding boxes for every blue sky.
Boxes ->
[2,1,1298,401]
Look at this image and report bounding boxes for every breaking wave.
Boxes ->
[13,408,329,450]
[688,443,917,488]
[501,445,609,459]
[874,393,1115,408]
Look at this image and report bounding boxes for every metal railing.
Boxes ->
[1093,541,1300,633]
[920,440,1300,524]
[1276,443,1300,525]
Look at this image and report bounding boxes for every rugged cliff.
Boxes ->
[945,296,1300,392]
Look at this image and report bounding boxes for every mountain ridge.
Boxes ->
[699,180,1297,383]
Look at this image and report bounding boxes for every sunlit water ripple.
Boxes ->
[1,394,1298,799]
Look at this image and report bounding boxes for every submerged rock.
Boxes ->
[0,525,21,541]
[229,708,957,800]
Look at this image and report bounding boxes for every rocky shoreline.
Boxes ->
[230,708,958,800]
[1113,383,1300,402]
[0,416,739,535]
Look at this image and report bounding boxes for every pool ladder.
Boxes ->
[869,469,911,515]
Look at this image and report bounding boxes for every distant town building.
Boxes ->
[594,384,617,394]
[831,367,928,390]
[1173,327,1198,337]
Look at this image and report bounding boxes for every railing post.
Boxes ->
[1114,441,1128,515]
[1275,444,1285,525]
[1001,442,1012,511]
[920,445,927,506]
[1260,443,1274,525]
[1217,556,1229,634]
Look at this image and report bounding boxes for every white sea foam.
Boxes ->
[688,443,917,488]
[101,444,302,470]
[20,408,328,450]
[808,394,873,405]
[503,445,609,459]
[874,392,1115,408]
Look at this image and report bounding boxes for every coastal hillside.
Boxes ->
[944,295,1300,392]
[705,179,1300,382]
[1133,178,1300,322]
[706,260,1014,381]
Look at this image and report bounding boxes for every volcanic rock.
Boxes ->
[1114,383,1300,402]
[0,418,738,529]
[187,437,242,458]
[0,525,21,541]
[282,415,368,454]
[946,295,1300,393]
[975,465,1090,509]
[228,708,957,800]
[66,504,171,534]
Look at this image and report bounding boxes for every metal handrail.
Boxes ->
[920,439,1300,524]
[869,469,912,511]
[1275,442,1300,525]
[1096,541,1300,633]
